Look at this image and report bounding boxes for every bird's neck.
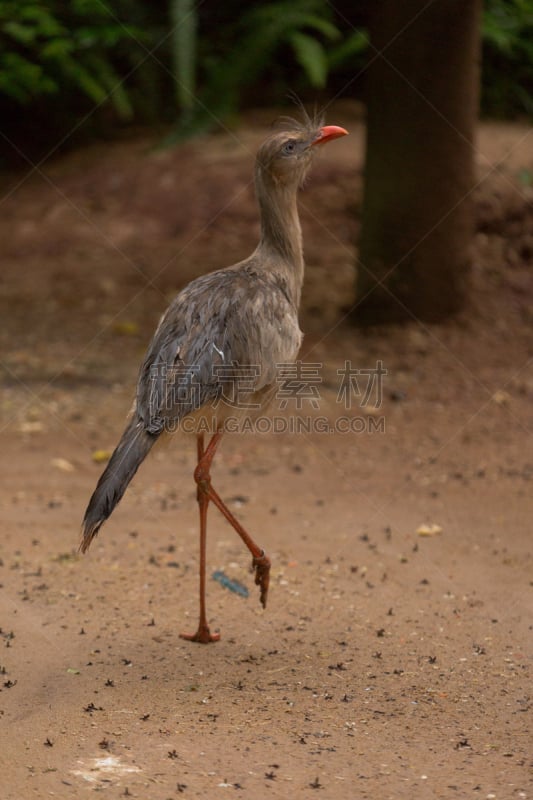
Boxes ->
[255,171,304,306]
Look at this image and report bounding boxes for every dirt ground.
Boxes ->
[0,104,531,799]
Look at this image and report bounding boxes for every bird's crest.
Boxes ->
[271,101,325,141]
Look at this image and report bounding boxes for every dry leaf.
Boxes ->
[19,421,44,434]
[491,390,511,406]
[51,457,75,473]
[113,321,139,336]
[92,449,112,464]
[417,523,443,536]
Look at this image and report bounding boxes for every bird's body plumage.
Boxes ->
[137,259,303,433]
[81,115,348,641]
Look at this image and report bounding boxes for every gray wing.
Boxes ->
[135,265,302,432]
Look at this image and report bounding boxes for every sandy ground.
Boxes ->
[0,105,532,798]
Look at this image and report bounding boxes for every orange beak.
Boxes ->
[311,125,349,146]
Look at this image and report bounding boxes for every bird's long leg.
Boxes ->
[196,431,271,610]
[180,433,221,643]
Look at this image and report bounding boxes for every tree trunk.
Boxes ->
[355,0,481,324]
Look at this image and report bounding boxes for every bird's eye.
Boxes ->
[282,140,297,156]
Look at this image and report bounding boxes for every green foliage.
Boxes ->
[170,0,197,116]
[482,0,533,117]
[168,0,346,138]
[291,31,330,89]
[209,0,341,97]
[327,28,368,71]
[0,0,146,118]
[1,0,532,151]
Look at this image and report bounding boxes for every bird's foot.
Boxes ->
[252,550,271,609]
[180,624,220,644]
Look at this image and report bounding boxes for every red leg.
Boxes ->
[195,432,270,609]
[180,431,271,644]
[180,433,220,643]
[202,483,270,608]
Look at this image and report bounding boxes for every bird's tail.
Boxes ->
[81,416,158,553]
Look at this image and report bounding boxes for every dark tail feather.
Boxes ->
[81,417,158,553]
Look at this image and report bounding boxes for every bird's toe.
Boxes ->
[252,550,271,609]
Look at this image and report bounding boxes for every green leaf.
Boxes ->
[328,29,369,70]
[60,54,108,104]
[2,20,38,44]
[0,51,57,101]
[41,38,75,59]
[292,13,340,40]
[290,31,328,88]
[18,5,66,37]
[88,54,133,120]
[170,0,198,113]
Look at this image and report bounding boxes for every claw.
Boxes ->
[252,550,271,609]
[180,625,220,644]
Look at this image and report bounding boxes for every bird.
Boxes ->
[81,113,348,643]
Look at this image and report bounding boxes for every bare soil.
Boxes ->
[0,104,532,799]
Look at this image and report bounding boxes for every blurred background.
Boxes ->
[0,0,531,458]
[1,0,532,328]
[1,0,532,152]
[0,4,532,796]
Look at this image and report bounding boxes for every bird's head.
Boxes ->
[256,115,348,188]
